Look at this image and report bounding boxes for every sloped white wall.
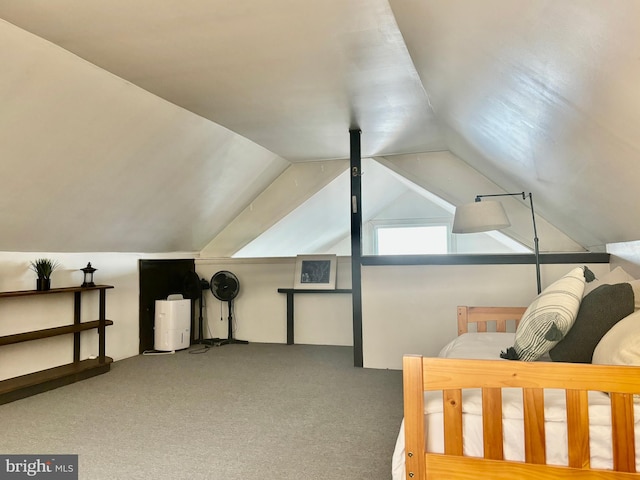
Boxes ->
[608,240,640,278]
[377,152,585,253]
[0,19,288,253]
[229,165,352,258]
[228,151,586,260]
[204,161,349,258]
[364,189,527,254]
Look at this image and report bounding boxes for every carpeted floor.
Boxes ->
[0,344,403,480]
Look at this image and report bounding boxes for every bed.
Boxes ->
[392,305,640,480]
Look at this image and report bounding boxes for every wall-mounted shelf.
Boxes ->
[0,285,114,405]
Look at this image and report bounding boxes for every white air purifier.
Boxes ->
[154,297,190,351]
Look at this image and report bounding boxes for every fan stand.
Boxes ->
[210,299,248,346]
[182,273,216,347]
[195,295,217,347]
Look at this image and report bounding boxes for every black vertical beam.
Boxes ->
[286,292,294,345]
[350,129,363,368]
[73,291,81,363]
[98,288,106,363]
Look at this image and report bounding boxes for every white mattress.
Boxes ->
[391,333,640,480]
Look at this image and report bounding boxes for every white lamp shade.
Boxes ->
[452,200,511,233]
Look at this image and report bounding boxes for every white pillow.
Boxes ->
[438,332,515,360]
[592,310,640,365]
[583,266,635,296]
[508,267,585,361]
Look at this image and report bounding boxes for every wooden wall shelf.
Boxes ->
[0,320,115,347]
[0,284,113,298]
[0,285,114,405]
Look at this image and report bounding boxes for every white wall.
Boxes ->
[0,253,355,382]
[361,262,611,369]
[0,251,193,381]
[195,257,353,346]
[607,241,640,278]
[0,252,614,381]
[196,257,612,371]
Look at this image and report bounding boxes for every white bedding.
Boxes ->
[391,333,640,480]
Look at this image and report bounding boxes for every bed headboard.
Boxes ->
[457,306,527,335]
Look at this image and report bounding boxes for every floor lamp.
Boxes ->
[452,192,541,294]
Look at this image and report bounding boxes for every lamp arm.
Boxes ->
[474,191,526,202]
[528,193,542,294]
[476,191,542,294]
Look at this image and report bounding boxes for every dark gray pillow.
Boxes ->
[549,283,634,363]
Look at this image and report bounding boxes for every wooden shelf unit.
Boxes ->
[0,284,114,405]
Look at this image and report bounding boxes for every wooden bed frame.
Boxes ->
[402,306,640,479]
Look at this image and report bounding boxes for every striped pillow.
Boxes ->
[504,267,586,361]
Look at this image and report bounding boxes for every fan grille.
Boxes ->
[210,270,240,301]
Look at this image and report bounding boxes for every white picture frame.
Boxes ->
[294,254,337,290]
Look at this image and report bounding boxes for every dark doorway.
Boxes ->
[138,259,195,353]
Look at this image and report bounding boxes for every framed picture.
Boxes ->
[294,254,337,290]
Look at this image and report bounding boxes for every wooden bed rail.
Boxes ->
[403,355,640,480]
[457,306,526,335]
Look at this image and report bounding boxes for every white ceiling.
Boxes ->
[1,1,640,253]
[0,0,445,161]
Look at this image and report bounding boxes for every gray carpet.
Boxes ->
[0,344,403,480]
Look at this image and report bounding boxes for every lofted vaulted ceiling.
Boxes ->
[1,1,639,253]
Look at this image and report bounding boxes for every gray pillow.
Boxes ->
[549,283,634,363]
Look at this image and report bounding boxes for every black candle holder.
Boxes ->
[81,263,97,288]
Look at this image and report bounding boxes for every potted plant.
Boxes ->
[30,258,60,291]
